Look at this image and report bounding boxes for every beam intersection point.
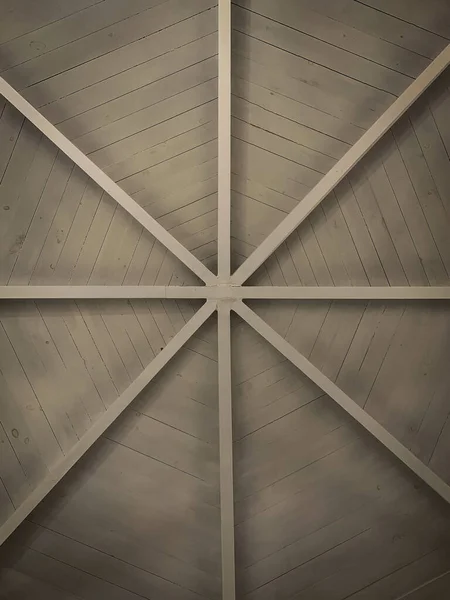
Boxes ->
[0,5,450,598]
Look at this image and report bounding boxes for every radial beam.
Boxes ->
[0,301,216,546]
[231,44,450,285]
[0,286,210,300]
[234,301,450,506]
[217,0,232,280]
[218,300,236,599]
[0,77,216,285]
[238,286,450,300]
[2,285,450,301]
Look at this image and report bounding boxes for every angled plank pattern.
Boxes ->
[232,317,450,599]
[249,70,450,287]
[0,311,220,599]
[0,102,203,287]
[1,0,219,272]
[230,0,450,284]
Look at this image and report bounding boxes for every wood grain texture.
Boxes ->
[0,316,220,599]
[1,0,219,272]
[230,1,450,285]
[232,316,450,599]
[2,0,450,598]
[256,298,450,483]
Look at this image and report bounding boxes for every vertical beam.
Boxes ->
[0,301,216,546]
[0,77,216,285]
[234,301,450,506]
[231,44,450,285]
[217,0,232,280]
[218,300,236,598]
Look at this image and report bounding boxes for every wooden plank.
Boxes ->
[6,0,216,92]
[218,301,236,598]
[0,0,99,44]
[0,77,216,284]
[299,0,446,59]
[237,0,431,77]
[358,0,450,38]
[231,44,450,284]
[233,4,409,96]
[0,0,168,71]
[0,301,215,546]
[234,301,450,506]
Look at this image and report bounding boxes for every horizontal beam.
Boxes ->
[0,301,216,546]
[0,77,215,285]
[238,286,450,300]
[234,301,450,506]
[231,44,450,285]
[2,286,450,301]
[0,286,209,300]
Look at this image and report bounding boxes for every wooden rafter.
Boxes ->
[2,285,450,300]
[217,0,232,281]
[218,300,236,599]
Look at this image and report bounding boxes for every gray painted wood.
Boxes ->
[2,0,450,598]
[232,318,450,598]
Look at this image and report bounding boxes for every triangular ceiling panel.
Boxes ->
[1,0,218,276]
[0,313,220,600]
[230,0,450,283]
[232,316,450,599]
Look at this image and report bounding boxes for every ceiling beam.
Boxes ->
[0,77,216,285]
[234,301,450,506]
[0,286,210,300]
[218,300,236,599]
[217,0,231,281]
[231,44,450,285]
[0,301,216,546]
[237,286,450,300]
[2,286,450,301]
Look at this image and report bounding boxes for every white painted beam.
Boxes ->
[0,77,216,285]
[2,286,450,301]
[237,286,450,300]
[0,286,210,300]
[234,301,450,506]
[0,301,216,546]
[218,0,232,280]
[218,300,236,600]
[231,44,450,285]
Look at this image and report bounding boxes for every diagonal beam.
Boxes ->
[234,301,450,505]
[217,0,232,280]
[217,300,236,599]
[0,301,216,546]
[0,77,216,285]
[231,44,450,285]
[237,286,450,300]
